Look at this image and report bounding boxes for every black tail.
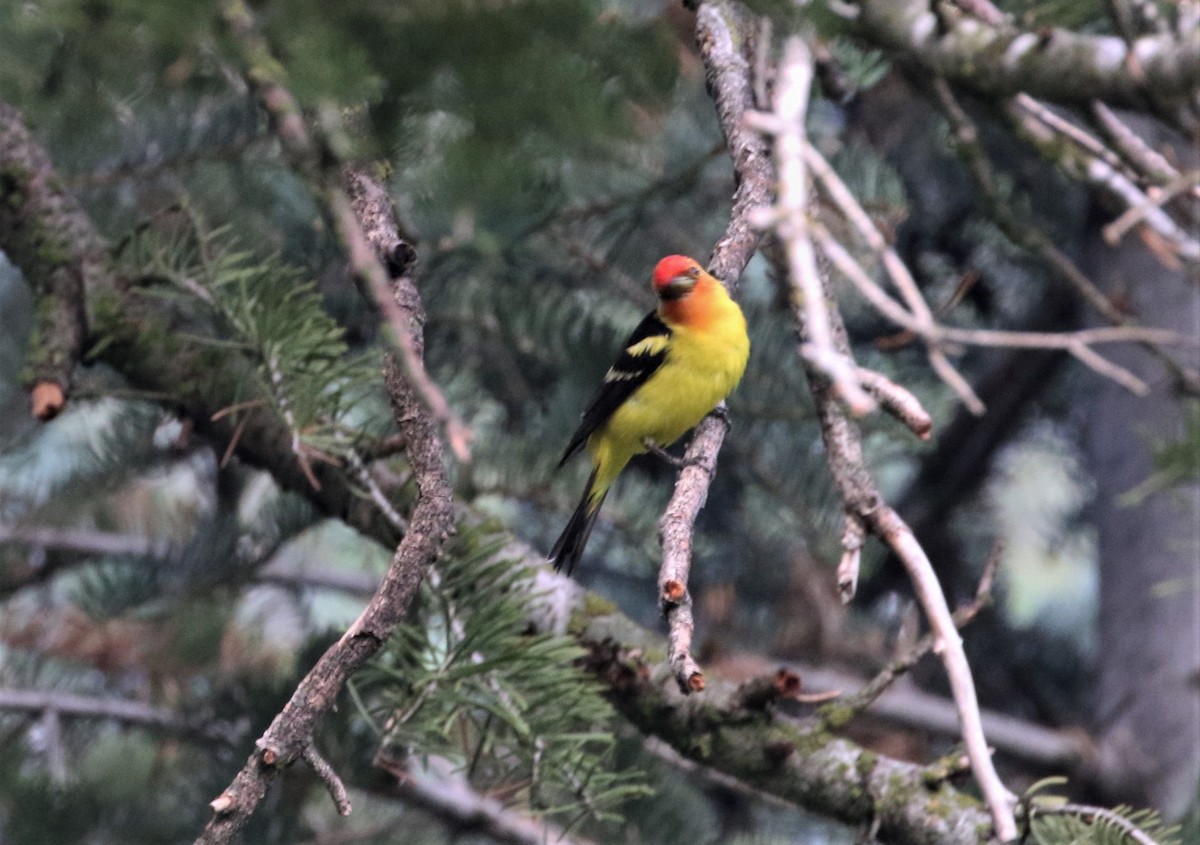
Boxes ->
[549,469,607,575]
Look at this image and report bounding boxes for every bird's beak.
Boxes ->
[658,274,697,301]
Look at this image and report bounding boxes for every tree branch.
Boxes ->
[578,629,994,845]
[753,37,876,415]
[194,169,455,843]
[0,687,240,746]
[853,0,1200,109]
[0,112,89,420]
[655,0,776,694]
[752,35,1018,838]
[217,0,471,463]
[821,545,1000,728]
[375,754,600,845]
[930,80,1200,396]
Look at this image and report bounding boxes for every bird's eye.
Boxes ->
[688,267,700,277]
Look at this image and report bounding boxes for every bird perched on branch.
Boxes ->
[550,255,750,574]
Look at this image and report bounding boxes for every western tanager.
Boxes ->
[550,255,750,574]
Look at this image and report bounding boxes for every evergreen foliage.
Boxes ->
[1023,778,1183,845]
[353,525,650,828]
[1,0,1194,842]
[124,215,389,460]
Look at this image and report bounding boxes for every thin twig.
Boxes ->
[820,544,1001,725]
[765,37,875,415]
[653,0,776,695]
[1090,101,1185,186]
[0,688,239,745]
[855,367,933,440]
[1104,170,1200,244]
[218,0,471,462]
[933,80,1200,395]
[303,745,352,816]
[194,166,456,843]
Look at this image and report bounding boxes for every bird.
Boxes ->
[550,254,750,574]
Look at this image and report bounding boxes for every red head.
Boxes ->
[652,255,705,300]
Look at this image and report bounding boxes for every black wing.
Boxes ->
[559,310,671,465]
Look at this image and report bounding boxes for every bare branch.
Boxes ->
[0,524,169,559]
[821,544,1000,726]
[765,37,875,415]
[658,406,727,693]
[800,144,984,413]
[1090,101,1187,185]
[761,223,1019,836]
[1008,94,1200,263]
[218,0,471,463]
[1104,170,1200,244]
[932,80,1200,395]
[855,367,933,440]
[653,0,776,694]
[194,167,456,843]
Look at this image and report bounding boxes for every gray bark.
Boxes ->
[1084,223,1200,818]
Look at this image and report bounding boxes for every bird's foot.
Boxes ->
[642,438,687,468]
[709,403,731,427]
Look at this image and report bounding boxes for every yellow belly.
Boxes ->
[587,304,749,499]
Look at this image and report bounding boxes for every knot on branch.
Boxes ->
[386,241,417,280]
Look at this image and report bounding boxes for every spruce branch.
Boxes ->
[1020,778,1182,845]
[0,108,89,419]
[358,533,647,827]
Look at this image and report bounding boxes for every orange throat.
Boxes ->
[659,277,723,330]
